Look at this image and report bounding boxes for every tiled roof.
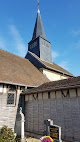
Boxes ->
[22,76,80,94]
[28,51,74,77]
[0,49,49,86]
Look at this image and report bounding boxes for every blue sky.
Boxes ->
[0,0,80,76]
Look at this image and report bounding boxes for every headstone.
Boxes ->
[50,125,62,142]
[44,120,50,136]
[44,119,62,142]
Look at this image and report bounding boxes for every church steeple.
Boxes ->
[27,6,52,63]
[32,9,47,40]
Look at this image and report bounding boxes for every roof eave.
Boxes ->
[21,84,80,95]
[0,81,37,87]
[28,36,51,44]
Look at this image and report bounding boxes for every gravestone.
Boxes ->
[50,125,62,142]
[44,119,62,142]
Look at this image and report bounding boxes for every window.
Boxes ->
[7,93,15,105]
[7,85,16,106]
[9,85,16,91]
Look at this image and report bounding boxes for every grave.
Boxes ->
[44,119,62,142]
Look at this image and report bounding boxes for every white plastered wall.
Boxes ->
[43,69,69,81]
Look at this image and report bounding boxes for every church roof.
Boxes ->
[22,76,80,94]
[0,49,49,86]
[32,10,47,40]
[27,51,74,77]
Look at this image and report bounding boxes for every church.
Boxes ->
[0,6,80,142]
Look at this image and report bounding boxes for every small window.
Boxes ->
[9,85,16,91]
[7,93,15,105]
[7,85,16,106]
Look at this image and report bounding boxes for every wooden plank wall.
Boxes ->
[25,88,80,141]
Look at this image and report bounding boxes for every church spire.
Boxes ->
[27,3,52,63]
[32,3,47,40]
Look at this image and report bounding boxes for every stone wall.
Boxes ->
[0,84,22,131]
[24,88,80,142]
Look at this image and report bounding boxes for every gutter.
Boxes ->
[22,84,80,95]
[0,81,37,88]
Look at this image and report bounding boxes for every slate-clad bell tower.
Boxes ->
[28,9,52,63]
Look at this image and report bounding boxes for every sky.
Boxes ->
[0,0,80,76]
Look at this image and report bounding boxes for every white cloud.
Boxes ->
[71,30,80,36]
[52,51,59,59]
[75,40,80,49]
[9,24,26,57]
[0,36,6,50]
[58,61,69,70]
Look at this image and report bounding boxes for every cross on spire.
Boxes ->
[38,0,39,10]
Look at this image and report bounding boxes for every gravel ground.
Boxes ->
[26,137,72,142]
[26,137,41,142]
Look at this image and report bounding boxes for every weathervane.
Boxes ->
[38,0,40,10]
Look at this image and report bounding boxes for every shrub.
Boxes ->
[0,125,15,142]
[15,137,21,142]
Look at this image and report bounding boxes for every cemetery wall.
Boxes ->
[24,88,80,142]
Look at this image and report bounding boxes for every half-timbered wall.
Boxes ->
[25,88,80,142]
